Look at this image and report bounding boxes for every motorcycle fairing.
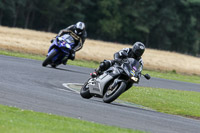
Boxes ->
[46,34,75,64]
[48,34,75,54]
[47,48,65,64]
[89,73,113,96]
[107,66,122,77]
[57,34,75,52]
[121,58,140,78]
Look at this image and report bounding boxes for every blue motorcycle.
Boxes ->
[42,34,75,68]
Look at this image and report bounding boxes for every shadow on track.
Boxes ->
[45,66,91,75]
[84,97,156,113]
[61,82,156,112]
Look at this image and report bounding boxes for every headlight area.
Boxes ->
[131,76,138,82]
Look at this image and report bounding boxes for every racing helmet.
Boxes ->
[75,22,85,35]
[132,42,145,57]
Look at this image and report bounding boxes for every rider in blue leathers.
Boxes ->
[52,22,87,65]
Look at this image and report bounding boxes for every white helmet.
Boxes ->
[75,22,85,35]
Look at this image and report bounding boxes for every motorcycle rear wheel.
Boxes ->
[42,50,57,67]
[103,81,126,103]
[80,79,93,99]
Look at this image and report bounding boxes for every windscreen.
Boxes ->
[60,34,75,45]
[121,58,140,77]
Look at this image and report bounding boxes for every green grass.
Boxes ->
[143,69,200,84]
[0,50,45,60]
[68,59,99,69]
[0,104,143,133]
[0,50,99,69]
[1,50,200,84]
[119,86,200,118]
[1,50,200,132]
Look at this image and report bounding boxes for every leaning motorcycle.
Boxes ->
[80,58,151,103]
[42,34,75,68]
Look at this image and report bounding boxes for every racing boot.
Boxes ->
[90,68,101,78]
[90,72,97,78]
[90,61,110,78]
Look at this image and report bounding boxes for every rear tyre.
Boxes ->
[42,50,57,67]
[80,79,93,99]
[103,81,126,103]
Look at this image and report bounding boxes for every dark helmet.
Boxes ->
[132,42,145,57]
[75,22,85,35]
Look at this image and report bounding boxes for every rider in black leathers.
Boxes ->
[51,21,87,65]
[91,42,145,83]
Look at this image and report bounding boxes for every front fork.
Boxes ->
[110,78,124,89]
[110,78,133,92]
[49,49,65,64]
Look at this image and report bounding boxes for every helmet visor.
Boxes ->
[135,49,144,57]
[75,28,83,35]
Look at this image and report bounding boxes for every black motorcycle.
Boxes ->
[80,58,151,103]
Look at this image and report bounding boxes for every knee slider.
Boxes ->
[104,60,111,67]
[99,60,111,70]
[71,53,75,60]
[99,62,105,69]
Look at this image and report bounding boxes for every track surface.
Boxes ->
[0,55,200,133]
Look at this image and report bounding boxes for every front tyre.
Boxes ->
[51,64,57,68]
[80,79,93,99]
[103,81,126,103]
[42,50,57,67]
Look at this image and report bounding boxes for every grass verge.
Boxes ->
[119,86,200,119]
[0,104,143,133]
[0,50,200,84]
[1,50,200,131]
[143,69,200,84]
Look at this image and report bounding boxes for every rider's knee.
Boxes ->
[69,51,75,60]
[71,53,75,60]
[99,60,111,70]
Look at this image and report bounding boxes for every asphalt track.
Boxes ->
[0,55,200,133]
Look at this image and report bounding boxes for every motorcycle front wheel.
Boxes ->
[103,81,126,103]
[42,50,57,67]
[80,79,93,99]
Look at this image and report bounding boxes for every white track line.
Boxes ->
[62,83,83,94]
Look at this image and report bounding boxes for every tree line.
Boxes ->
[0,0,200,56]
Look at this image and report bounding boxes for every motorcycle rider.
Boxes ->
[91,42,145,83]
[51,21,87,65]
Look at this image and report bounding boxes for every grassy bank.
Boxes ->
[0,104,143,133]
[120,86,200,118]
[143,69,200,84]
[1,50,200,84]
[1,50,200,133]
[1,26,200,75]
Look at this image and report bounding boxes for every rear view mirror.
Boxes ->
[144,74,151,80]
